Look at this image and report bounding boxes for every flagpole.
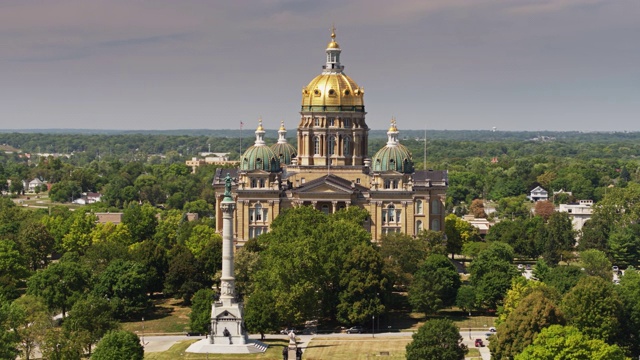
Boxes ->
[239,122,243,158]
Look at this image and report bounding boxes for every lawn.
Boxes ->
[122,298,192,335]
[303,336,410,360]
[145,339,290,360]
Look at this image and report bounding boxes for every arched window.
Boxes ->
[328,136,336,156]
[415,200,423,214]
[321,204,330,215]
[416,220,423,233]
[432,200,440,214]
[431,219,440,231]
[314,136,321,155]
[344,136,351,156]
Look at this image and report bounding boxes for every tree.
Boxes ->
[18,222,55,271]
[609,223,640,267]
[0,239,29,282]
[0,297,19,360]
[469,199,486,218]
[561,276,623,344]
[164,246,205,304]
[490,289,564,359]
[617,267,640,357]
[26,260,91,318]
[579,249,612,280]
[63,295,119,355]
[61,212,96,254]
[91,330,144,360]
[444,214,479,258]
[539,212,576,265]
[8,295,52,360]
[122,203,158,243]
[48,180,82,203]
[534,200,555,220]
[40,328,83,360]
[189,288,214,334]
[90,222,134,247]
[379,231,443,288]
[244,289,279,336]
[336,243,387,325]
[468,242,519,310]
[542,265,585,295]
[405,318,467,360]
[408,254,461,314]
[455,286,476,313]
[92,260,151,319]
[516,325,626,360]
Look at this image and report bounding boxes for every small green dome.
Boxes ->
[241,145,280,172]
[271,142,297,165]
[241,119,281,172]
[371,144,414,173]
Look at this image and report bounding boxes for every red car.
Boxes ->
[475,339,484,347]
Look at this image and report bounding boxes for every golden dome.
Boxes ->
[301,73,364,111]
[327,25,340,49]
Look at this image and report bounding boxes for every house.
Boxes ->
[22,179,45,193]
[73,192,102,205]
[528,186,548,202]
[95,212,124,224]
[462,215,494,236]
[558,200,594,233]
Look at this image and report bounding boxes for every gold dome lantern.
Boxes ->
[301,26,364,113]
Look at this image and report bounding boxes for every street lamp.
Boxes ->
[372,315,375,338]
[142,317,145,347]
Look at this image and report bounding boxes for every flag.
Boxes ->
[240,121,244,129]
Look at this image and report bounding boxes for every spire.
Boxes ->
[254,118,265,146]
[324,24,343,74]
[387,117,399,146]
[277,120,288,144]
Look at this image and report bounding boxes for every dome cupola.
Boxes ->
[240,119,280,172]
[270,120,297,165]
[301,26,365,113]
[371,118,414,173]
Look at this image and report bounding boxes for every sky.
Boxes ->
[1,0,638,132]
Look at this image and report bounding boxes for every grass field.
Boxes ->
[123,298,192,335]
[303,336,410,360]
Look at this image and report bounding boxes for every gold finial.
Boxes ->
[389,117,398,132]
[330,23,336,40]
[257,117,264,131]
[279,120,286,131]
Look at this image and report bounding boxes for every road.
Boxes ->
[143,330,492,359]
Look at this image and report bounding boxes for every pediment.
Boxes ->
[215,310,238,320]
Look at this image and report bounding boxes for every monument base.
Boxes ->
[185,338,268,354]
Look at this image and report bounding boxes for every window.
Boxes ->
[416,220,423,233]
[384,180,398,189]
[314,136,321,155]
[250,203,267,223]
[314,117,320,126]
[431,200,440,214]
[321,204,330,215]
[344,118,351,127]
[259,179,265,188]
[250,178,257,188]
[415,200,423,215]
[249,226,267,239]
[344,136,351,156]
[328,136,335,156]
[301,177,306,184]
[356,178,360,184]
[382,205,401,225]
[431,219,440,231]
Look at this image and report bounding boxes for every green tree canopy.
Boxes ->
[515,325,626,360]
[91,330,144,360]
[408,254,461,314]
[405,318,467,360]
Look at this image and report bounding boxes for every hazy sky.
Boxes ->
[1,0,638,131]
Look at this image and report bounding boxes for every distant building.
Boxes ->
[73,192,102,205]
[462,215,494,236]
[528,186,548,202]
[23,178,45,193]
[186,154,239,173]
[558,200,594,232]
[95,212,123,225]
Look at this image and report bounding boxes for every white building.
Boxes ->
[528,186,548,202]
[558,200,594,232]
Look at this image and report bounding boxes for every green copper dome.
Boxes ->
[270,121,297,165]
[371,118,414,174]
[241,120,281,172]
[372,144,414,173]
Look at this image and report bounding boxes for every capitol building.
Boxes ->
[213,29,447,243]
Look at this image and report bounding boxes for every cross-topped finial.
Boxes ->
[330,23,336,39]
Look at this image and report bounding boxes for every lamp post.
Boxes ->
[372,315,375,338]
[142,317,145,347]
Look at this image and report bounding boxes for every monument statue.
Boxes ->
[224,173,233,199]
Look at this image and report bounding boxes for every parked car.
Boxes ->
[475,339,484,347]
[517,264,524,270]
[489,327,496,332]
[525,264,532,270]
[346,326,363,334]
[613,265,619,273]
